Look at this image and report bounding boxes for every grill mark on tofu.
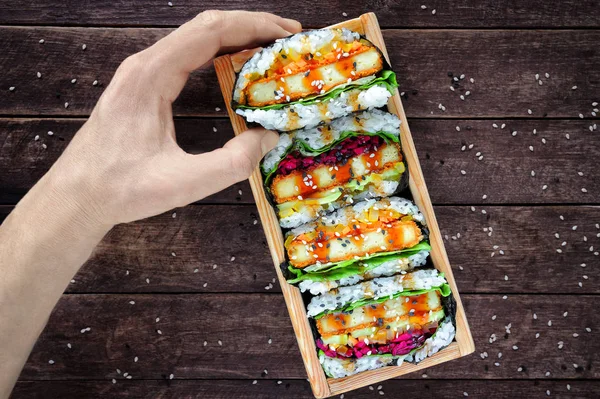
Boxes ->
[244,47,383,107]
[317,291,442,337]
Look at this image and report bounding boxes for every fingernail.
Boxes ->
[261,130,280,155]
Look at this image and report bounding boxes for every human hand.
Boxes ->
[47,10,302,230]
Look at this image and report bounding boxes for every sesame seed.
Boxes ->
[157,329,162,334]
[34,135,39,141]
[432,9,436,14]
[48,359,55,364]
[579,113,584,119]
[460,170,466,175]
[456,126,460,131]
[129,300,135,305]
[169,373,174,379]
[529,145,534,152]
[421,4,427,9]
[168,1,173,6]
[572,85,577,90]
[582,188,588,193]
[134,356,138,362]
[39,39,45,43]
[64,102,69,108]
[112,379,116,384]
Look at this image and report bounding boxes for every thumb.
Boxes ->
[173,128,279,204]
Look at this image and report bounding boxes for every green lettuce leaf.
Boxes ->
[299,238,430,275]
[313,283,452,320]
[238,69,398,111]
[287,241,431,284]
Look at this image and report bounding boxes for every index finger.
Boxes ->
[142,10,302,101]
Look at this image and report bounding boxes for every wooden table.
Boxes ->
[1,2,599,398]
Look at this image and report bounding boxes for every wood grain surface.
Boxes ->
[1,2,598,398]
[1,28,598,118]
[15,294,600,380]
[1,118,598,205]
[1,1,599,28]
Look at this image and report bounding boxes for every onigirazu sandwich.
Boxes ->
[262,109,408,229]
[313,275,456,378]
[232,28,397,131]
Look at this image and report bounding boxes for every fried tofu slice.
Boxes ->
[287,220,423,269]
[317,290,443,337]
[245,47,383,107]
[271,142,402,204]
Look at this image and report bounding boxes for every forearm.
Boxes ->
[0,165,111,397]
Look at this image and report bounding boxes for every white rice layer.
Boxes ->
[306,268,445,317]
[320,353,403,379]
[236,84,392,132]
[234,28,360,103]
[289,196,425,239]
[406,318,456,363]
[261,109,401,174]
[298,249,430,295]
[278,179,400,229]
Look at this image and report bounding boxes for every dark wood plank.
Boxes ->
[2,118,598,205]
[1,1,599,28]
[18,294,600,380]
[1,204,599,294]
[12,379,599,399]
[1,28,599,118]
[0,118,253,204]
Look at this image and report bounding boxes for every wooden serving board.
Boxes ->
[214,12,475,398]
